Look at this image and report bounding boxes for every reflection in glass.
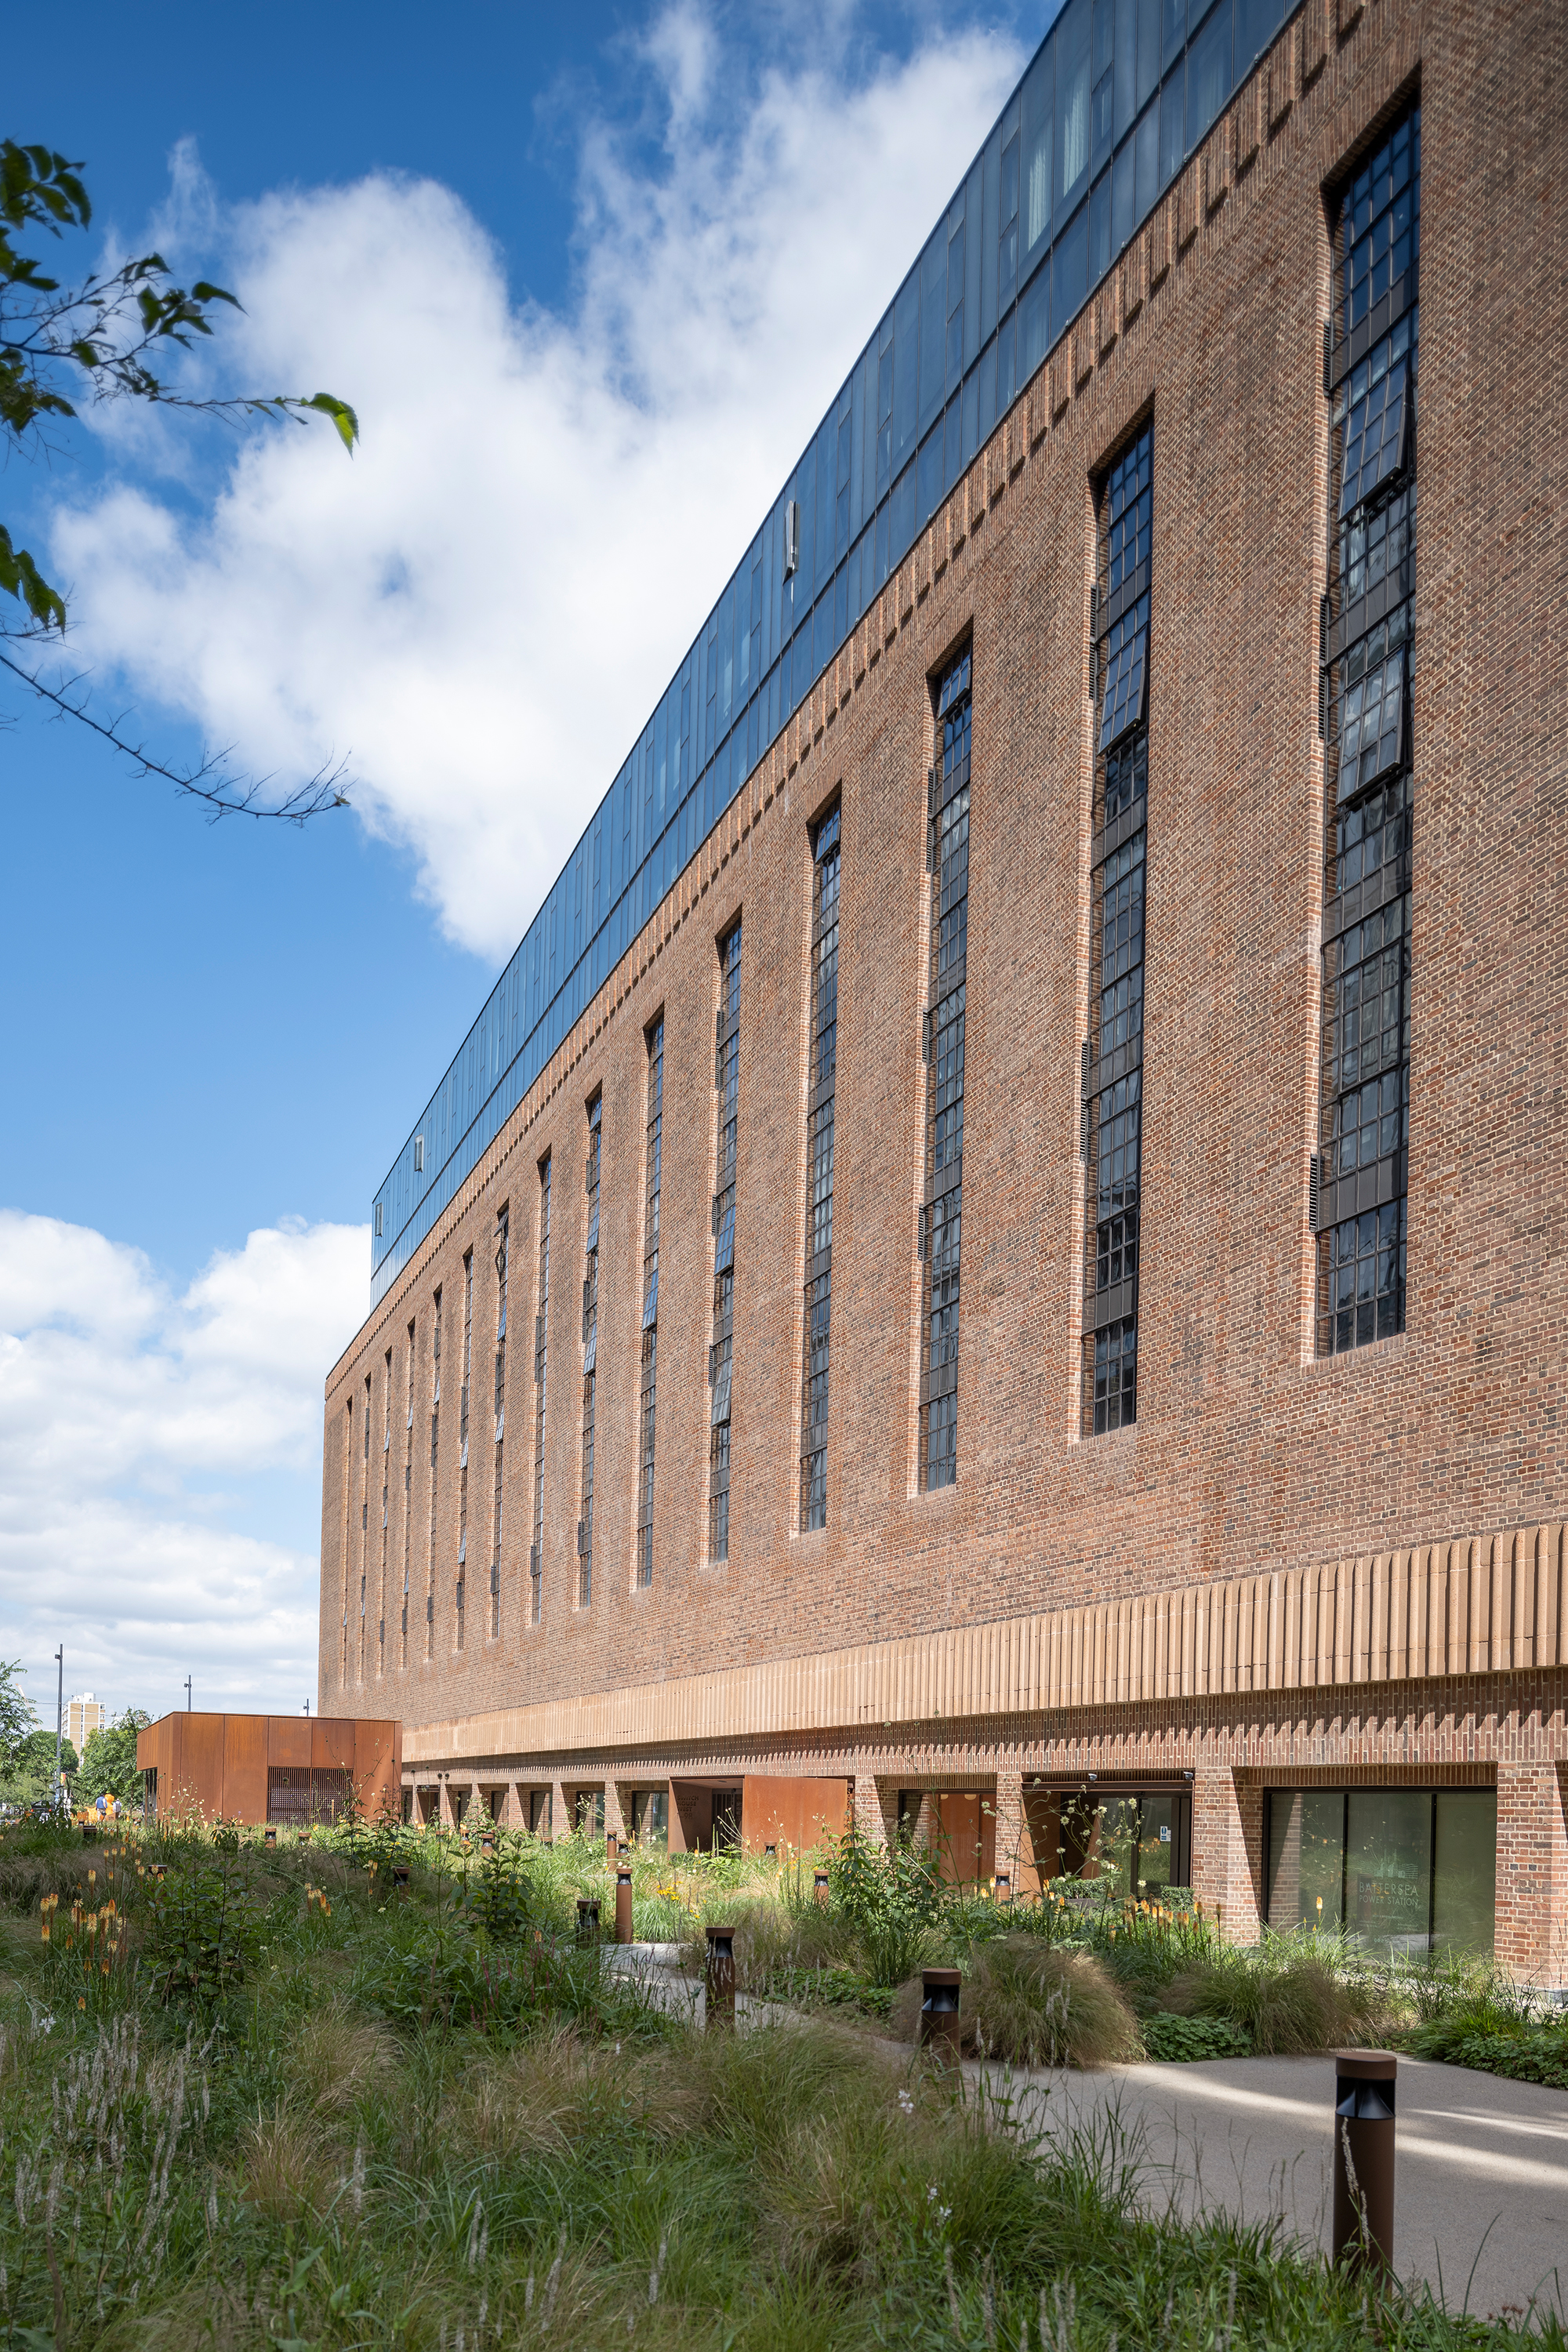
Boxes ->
[1433,1792,1497,1956]
[1347,1789,1432,1954]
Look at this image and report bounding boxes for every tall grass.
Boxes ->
[0,1816,1559,2346]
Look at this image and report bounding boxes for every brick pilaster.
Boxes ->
[1495,1763,1568,1984]
[1191,1769,1264,1941]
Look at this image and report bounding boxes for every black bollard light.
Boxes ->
[1332,2049,1397,2277]
[920,1967,963,2067]
[615,1865,634,1945]
[576,1896,601,1948]
[706,1924,737,2027]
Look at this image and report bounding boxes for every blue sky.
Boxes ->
[2,0,1048,1731]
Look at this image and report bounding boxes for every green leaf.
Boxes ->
[304,391,359,453]
[0,524,67,626]
[191,279,242,310]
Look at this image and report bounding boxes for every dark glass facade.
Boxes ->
[371,0,1301,1305]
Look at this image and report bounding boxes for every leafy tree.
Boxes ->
[2,137,358,818]
[76,1708,152,1805]
[2,1728,78,1806]
[0,1658,37,1777]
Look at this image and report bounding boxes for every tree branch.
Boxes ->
[0,648,353,821]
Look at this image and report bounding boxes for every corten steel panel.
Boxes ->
[312,1717,356,1773]
[740,1777,848,1857]
[353,1719,402,1821]
[172,1714,225,1823]
[222,1713,268,1827]
[268,1717,313,1771]
[931,1794,996,1888]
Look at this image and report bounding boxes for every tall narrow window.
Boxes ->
[401,1319,414,1668]
[1082,424,1152,1435]
[800,807,840,1530]
[709,922,742,1560]
[636,1018,664,1586]
[359,1372,371,1679]
[490,1208,508,1638]
[378,1346,391,1672]
[579,1098,601,1606]
[456,1249,473,1648]
[1315,106,1419,1355]
[920,652,971,1489]
[341,1399,353,1685]
[531,1158,550,1624]
[426,1287,441,1658]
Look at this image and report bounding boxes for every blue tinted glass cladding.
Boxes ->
[371,0,1305,1301]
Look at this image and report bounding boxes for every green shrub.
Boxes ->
[1161,1943,1384,2055]
[1141,2012,1253,2062]
[891,1936,1141,2067]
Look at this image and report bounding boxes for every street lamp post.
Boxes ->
[53,1646,64,1813]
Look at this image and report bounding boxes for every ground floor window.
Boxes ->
[573,1788,605,1838]
[267,1766,352,1825]
[1265,1788,1496,1957]
[630,1789,669,1849]
[528,1788,552,1836]
[1024,1786,1192,1900]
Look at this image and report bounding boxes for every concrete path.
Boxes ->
[1007,2053,1568,2325]
[601,1956,1568,2323]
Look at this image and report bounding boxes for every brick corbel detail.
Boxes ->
[1049,349,1073,419]
[1301,0,1328,85]
[1268,24,1298,128]
[1203,115,1232,216]
[1176,167,1200,253]
[1235,75,1262,175]
[1097,269,1122,360]
[1120,238,1145,328]
[1146,204,1171,292]
[1073,318,1096,388]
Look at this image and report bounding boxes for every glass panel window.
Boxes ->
[636,1019,663,1587]
[800,811,840,1530]
[709,920,742,1563]
[1317,104,1419,1358]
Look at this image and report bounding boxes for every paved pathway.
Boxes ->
[1010,2053,1568,2325]
[604,1955,1568,2323]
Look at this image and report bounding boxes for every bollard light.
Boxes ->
[392,1863,410,1890]
[481,1831,495,1856]
[919,1967,963,2067]
[606,1831,618,1865]
[576,1896,601,1948]
[995,1871,1011,1905]
[263,1827,277,1846]
[814,1868,830,1907]
[1332,2049,1397,2277]
[82,1824,93,1844]
[706,1924,737,2027]
[615,1865,634,1945]
[764,1842,777,1860]
[298,1830,310,1846]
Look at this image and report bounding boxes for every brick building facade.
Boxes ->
[321,0,1568,1976]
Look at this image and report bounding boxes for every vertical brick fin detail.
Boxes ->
[1301,0,1328,83]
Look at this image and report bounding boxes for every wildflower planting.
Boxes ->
[0,1809,1555,2347]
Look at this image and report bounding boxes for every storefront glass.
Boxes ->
[1264,1788,1496,1956]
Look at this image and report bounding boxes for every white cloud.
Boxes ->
[0,1210,366,1722]
[47,5,1025,960]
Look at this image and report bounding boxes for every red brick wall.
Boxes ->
[320,0,1568,1801]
